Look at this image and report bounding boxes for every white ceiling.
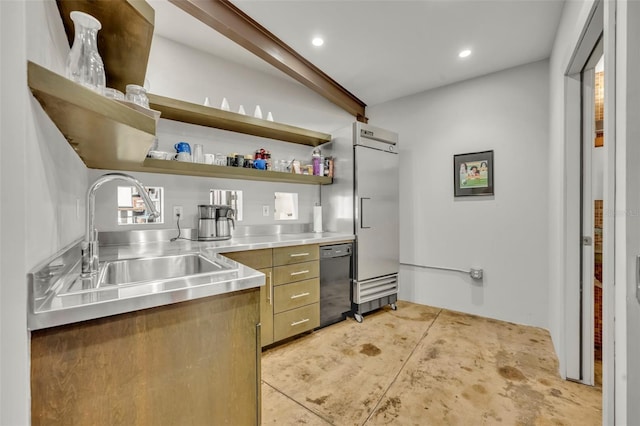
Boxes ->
[151,0,565,106]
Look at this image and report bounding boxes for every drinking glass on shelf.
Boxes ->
[103,87,124,100]
[192,144,204,163]
[125,84,149,108]
[215,153,226,166]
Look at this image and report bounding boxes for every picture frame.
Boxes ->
[453,150,494,197]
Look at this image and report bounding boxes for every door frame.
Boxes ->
[579,43,603,387]
[563,0,615,423]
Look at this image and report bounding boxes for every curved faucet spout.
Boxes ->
[82,173,160,277]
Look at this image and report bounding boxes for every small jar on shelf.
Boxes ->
[125,84,149,108]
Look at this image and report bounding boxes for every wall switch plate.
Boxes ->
[262,205,269,216]
[173,206,183,219]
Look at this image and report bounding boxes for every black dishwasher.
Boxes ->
[319,243,353,328]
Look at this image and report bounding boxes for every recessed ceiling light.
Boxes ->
[459,49,472,58]
[312,37,324,47]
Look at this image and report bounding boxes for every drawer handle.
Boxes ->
[290,292,310,299]
[290,252,310,257]
[290,270,310,276]
[291,318,310,327]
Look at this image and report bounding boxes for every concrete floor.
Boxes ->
[261,301,602,425]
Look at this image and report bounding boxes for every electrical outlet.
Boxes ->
[173,206,183,219]
[262,205,270,216]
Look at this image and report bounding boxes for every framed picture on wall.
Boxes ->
[453,150,494,197]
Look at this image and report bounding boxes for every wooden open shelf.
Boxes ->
[27,62,331,185]
[148,94,332,147]
[136,159,333,185]
[32,0,333,186]
[27,61,156,169]
[56,0,155,94]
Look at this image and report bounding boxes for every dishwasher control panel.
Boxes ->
[320,243,352,259]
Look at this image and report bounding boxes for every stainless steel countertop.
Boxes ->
[102,231,355,258]
[28,231,354,330]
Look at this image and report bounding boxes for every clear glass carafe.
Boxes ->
[65,11,106,94]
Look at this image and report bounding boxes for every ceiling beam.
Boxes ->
[168,0,367,122]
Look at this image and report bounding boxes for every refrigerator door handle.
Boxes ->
[360,197,371,229]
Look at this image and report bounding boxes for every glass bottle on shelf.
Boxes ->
[312,147,322,176]
[65,11,106,94]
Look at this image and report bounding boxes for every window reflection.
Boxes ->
[210,189,243,221]
[117,186,163,225]
[274,192,298,220]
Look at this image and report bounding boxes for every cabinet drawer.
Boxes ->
[273,244,319,266]
[273,303,319,341]
[273,260,319,285]
[274,278,319,314]
[223,249,272,270]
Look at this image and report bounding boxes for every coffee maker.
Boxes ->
[197,205,234,241]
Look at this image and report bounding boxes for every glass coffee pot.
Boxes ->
[65,11,106,94]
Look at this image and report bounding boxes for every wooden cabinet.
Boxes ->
[272,243,319,266]
[31,289,261,426]
[274,278,320,314]
[223,249,274,347]
[273,303,320,342]
[258,268,275,347]
[223,248,272,270]
[273,260,320,285]
[222,243,320,347]
[271,245,320,341]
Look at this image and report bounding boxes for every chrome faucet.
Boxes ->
[81,173,160,277]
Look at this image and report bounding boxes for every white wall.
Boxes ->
[147,36,351,133]
[367,60,549,328]
[90,36,353,231]
[90,118,325,232]
[1,1,90,423]
[0,3,28,425]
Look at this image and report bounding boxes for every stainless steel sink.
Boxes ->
[97,253,229,286]
[28,239,266,331]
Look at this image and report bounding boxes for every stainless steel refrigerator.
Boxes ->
[321,122,399,322]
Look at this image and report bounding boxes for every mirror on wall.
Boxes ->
[274,192,298,221]
[117,186,163,225]
[210,189,243,221]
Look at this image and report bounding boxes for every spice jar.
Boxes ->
[265,150,272,170]
[235,153,245,168]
